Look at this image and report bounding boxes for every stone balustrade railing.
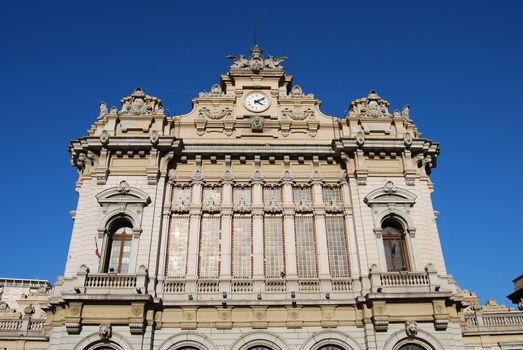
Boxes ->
[160,277,352,297]
[0,319,47,337]
[369,264,440,293]
[464,312,523,330]
[72,264,148,294]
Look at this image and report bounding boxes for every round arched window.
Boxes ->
[382,217,409,272]
[398,344,426,350]
[104,217,133,273]
[317,346,345,350]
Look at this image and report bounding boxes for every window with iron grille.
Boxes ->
[295,215,318,278]
[325,216,350,277]
[264,216,284,278]
[323,186,342,205]
[166,216,189,277]
[232,216,252,278]
[198,216,221,278]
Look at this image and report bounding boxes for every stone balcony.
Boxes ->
[57,263,449,306]
[368,263,442,295]
[58,265,148,297]
[464,311,523,334]
[0,318,47,338]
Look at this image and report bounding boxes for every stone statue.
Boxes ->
[98,101,108,119]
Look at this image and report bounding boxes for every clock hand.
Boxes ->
[254,97,266,104]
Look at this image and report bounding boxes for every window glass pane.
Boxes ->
[120,240,131,273]
[203,187,221,206]
[293,187,312,205]
[264,217,284,278]
[167,216,190,277]
[383,226,406,272]
[326,216,350,277]
[108,227,132,273]
[295,215,317,278]
[173,187,191,205]
[233,217,251,278]
[108,240,121,272]
[233,188,251,206]
[264,187,282,205]
[323,187,342,205]
[199,217,221,278]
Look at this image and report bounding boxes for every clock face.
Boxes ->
[244,91,270,112]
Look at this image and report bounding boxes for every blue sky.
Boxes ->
[0,1,521,305]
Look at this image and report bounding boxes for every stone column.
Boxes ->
[186,160,204,280]
[186,210,201,279]
[314,210,330,279]
[283,209,297,278]
[220,176,233,279]
[220,210,232,279]
[310,158,330,279]
[252,210,264,279]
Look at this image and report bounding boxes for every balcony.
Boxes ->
[0,319,47,338]
[62,265,149,295]
[464,312,523,333]
[368,263,441,294]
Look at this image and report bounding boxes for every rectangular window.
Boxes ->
[166,216,190,277]
[264,187,282,205]
[325,216,350,277]
[203,187,221,206]
[232,216,252,278]
[233,187,251,206]
[199,216,221,278]
[323,186,342,205]
[172,187,191,205]
[294,186,312,205]
[295,215,317,278]
[264,216,284,278]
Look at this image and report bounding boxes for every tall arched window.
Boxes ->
[398,344,426,350]
[104,217,133,273]
[382,217,409,272]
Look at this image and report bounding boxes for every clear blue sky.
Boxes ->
[1,1,521,305]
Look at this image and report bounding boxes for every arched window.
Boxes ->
[104,217,133,273]
[382,217,409,272]
[317,346,345,350]
[398,344,426,350]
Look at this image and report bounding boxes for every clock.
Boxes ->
[244,91,270,113]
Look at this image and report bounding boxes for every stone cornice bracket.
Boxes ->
[220,155,235,184]
[146,147,160,185]
[250,155,265,184]
[309,156,324,185]
[167,169,176,186]
[95,148,110,185]
[191,155,205,185]
[280,155,294,185]
[339,152,352,180]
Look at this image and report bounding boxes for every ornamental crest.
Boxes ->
[250,115,264,132]
[120,88,163,116]
[227,44,287,73]
[348,90,392,119]
[281,107,314,121]
[199,107,232,120]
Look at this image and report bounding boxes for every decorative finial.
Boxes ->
[253,13,257,47]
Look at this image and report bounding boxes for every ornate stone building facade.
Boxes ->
[27,45,523,350]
